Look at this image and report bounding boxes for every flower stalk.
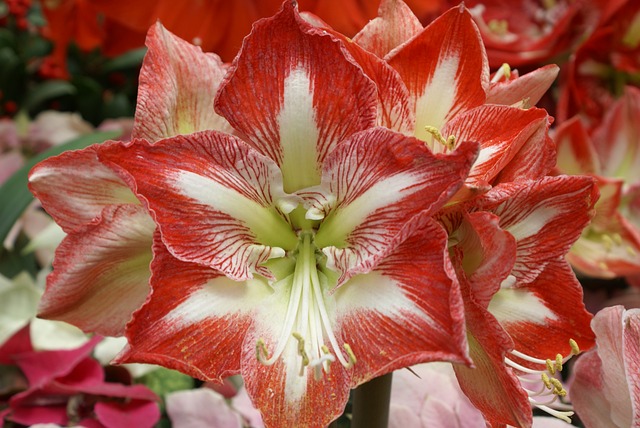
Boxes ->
[351,373,393,428]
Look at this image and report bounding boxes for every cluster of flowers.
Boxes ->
[0,0,639,427]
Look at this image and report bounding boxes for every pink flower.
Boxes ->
[0,325,160,428]
[571,305,640,427]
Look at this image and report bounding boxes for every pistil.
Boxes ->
[255,231,356,379]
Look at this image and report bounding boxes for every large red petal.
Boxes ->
[452,298,532,428]
[215,1,377,192]
[340,218,470,387]
[117,234,258,382]
[311,128,478,283]
[473,176,598,283]
[387,5,489,141]
[441,105,551,189]
[99,133,297,281]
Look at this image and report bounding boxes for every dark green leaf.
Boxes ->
[103,48,146,73]
[0,131,120,244]
[23,80,76,111]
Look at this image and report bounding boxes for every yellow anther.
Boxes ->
[626,246,637,256]
[344,344,357,368]
[256,339,270,362]
[550,378,567,396]
[321,345,330,354]
[569,339,580,355]
[602,234,614,251]
[622,12,640,48]
[613,233,623,245]
[542,0,556,9]
[488,19,508,35]
[546,359,556,375]
[292,332,310,367]
[555,354,563,372]
[499,63,511,80]
[541,372,552,389]
[424,126,456,150]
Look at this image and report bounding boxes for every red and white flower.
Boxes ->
[555,86,640,278]
[440,176,598,427]
[29,2,485,427]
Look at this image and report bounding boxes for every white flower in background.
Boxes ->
[0,270,87,350]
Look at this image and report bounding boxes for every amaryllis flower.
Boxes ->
[557,0,640,123]
[348,1,558,201]
[555,86,640,278]
[0,325,160,428]
[461,0,599,68]
[439,175,597,427]
[85,2,482,426]
[571,305,640,427]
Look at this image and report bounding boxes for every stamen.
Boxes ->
[569,339,580,355]
[292,332,310,375]
[255,231,357,380]
[256,339,270,363]
[491,63,512,83]
[344,344,357,368]
[536,406,573,424]
[508,339,580,423]
[424,126,456,150]
[488,19,509,36]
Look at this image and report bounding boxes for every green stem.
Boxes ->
[350,373,393,428]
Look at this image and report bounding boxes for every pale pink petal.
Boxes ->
[623,310,640,424]
[486,64,559,107]
[391,362,486,428]
[352,0,423,58]
[572,306,640,427]
[38,204,154,336]
[592,86,640,183]
[99,133,298,281]
[133,22,232,140]
[554,116,600,175]
[28,143,139,233]
[166,388,242,428]
[215,1,377,192]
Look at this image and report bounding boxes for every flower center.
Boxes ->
[504,339,581,423]
[255,231,356,380]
